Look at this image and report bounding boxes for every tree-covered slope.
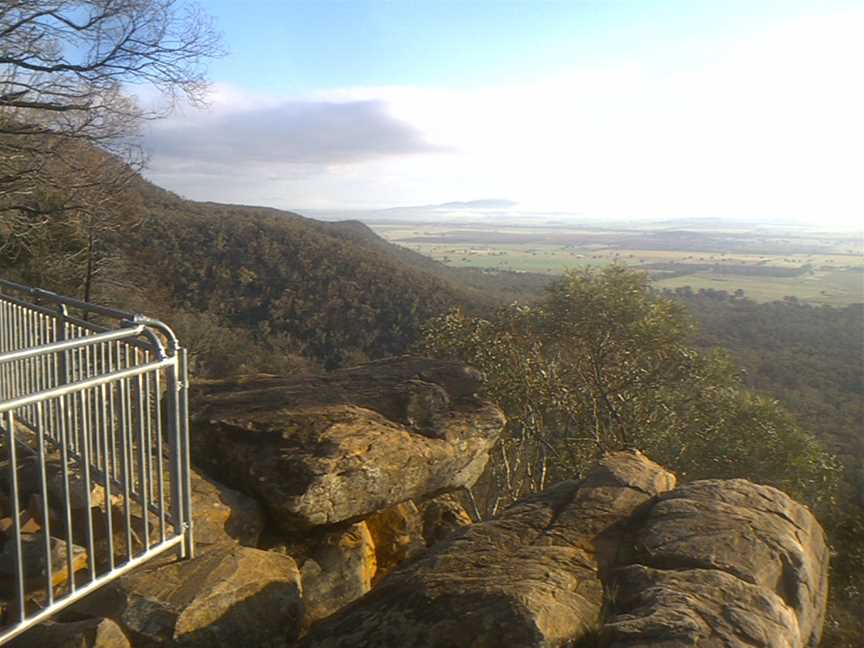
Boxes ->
[114,185,481,369]
[667,289,863,473]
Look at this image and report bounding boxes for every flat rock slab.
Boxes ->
[73,545,302,647]
[298,451,676,648]
[189,357,505,531]
[605,479,830,648]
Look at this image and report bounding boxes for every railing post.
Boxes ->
[178,348,194,559]
[166,356,185,559]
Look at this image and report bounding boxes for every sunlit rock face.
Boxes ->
[604,479,830,648]
[297,451,677,648]
[297,451,828,648]
[15,357,825,648]
[187,356,506,532]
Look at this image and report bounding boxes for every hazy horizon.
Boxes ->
[141,1,864,229]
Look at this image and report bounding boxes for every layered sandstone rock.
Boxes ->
[298,451,676,648]
[189,468,264,549]
[10,617,131,648]
[417,493,473,546]
[188,357,506,531]
[365,501,425,584]
[603,479,830,648]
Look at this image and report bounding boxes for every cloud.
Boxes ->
[142,8,864,224]
[144,98,445,170]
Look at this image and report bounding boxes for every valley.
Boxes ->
[374,221,864,305]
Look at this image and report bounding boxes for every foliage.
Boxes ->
[667,288,863,478]
[100,184,479,371]
[420,265,841,518]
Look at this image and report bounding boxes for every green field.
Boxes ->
[652,268,863,305]
[375,223,864,305]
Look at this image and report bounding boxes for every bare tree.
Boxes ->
[0,0,223,294]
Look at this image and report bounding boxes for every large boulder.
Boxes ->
[603,479,830,648]
[297,451,676,648]
[72,545,303,647]
[604,566,802,648]
[188,357,505,531]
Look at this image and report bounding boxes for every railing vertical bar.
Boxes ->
[79,385,96,582]
[108,341,118,479]
[154,369,167,543]
[58,391,75,594]
[15,304,22,401]
[0,301,7,398]
[6,410,26,623]
[90,343,101,473]
[144,350,154,503]
[100,382,115,571]
[125,345,137,499]
[35,401,54,605]
[178,348,194,558]
[166,357,183,556]
[118,365,133,560]
[135,354,150,551]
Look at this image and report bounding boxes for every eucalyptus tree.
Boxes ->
[420,265,839,519]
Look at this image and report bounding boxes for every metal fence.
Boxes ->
[0,279,193,644]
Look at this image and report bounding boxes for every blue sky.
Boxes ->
[143,1,864,225]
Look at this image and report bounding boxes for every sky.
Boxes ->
[141,0,864,226]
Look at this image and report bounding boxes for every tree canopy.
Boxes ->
[419,265,840,518]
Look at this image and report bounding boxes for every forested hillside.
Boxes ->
[668,289,863,485]
[2,173,503,373]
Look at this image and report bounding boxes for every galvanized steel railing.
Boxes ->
[0,279,193,644]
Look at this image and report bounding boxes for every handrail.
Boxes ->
[0,279,138,322]
[0,281,194,645]
[0,326,146,366]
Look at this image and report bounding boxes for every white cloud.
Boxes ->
[143,9,864,225]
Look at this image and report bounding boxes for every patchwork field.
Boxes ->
[373,222,864,305]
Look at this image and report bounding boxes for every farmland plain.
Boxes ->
[372,221,864,305]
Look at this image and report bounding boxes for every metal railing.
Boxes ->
[0,279,193,644]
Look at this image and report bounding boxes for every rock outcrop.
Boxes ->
[188,357,506,531]
[297,452,830,648]
[603,479,830,648]
[7,358,830,647]
[297,451,676,648]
